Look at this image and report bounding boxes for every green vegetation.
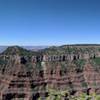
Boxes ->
[41,45,78,55]
[0,59,7,65]
[38,89,100,100]
[36,62,43,70]
[81,82,88,88]
[92,57,100,65]
[74,59,85,70]
[2,46,37,56]
[25,62,33,71]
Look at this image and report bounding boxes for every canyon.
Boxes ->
[0,45,100,100]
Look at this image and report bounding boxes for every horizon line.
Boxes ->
[1,43,100,46]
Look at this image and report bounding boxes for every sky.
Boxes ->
[0,0,100,46]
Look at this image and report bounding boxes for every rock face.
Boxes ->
[1,45,100,99]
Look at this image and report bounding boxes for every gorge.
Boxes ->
[0,45,100,100]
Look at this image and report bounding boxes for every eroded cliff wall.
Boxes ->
[0,45,100,99]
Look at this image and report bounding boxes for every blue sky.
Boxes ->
[0,0,100,45]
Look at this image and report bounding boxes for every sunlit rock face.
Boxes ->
[1,45,100,99]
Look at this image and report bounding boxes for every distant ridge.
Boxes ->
[0,46,49,53]
[0,44,100,53]
[0,46,8,53]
